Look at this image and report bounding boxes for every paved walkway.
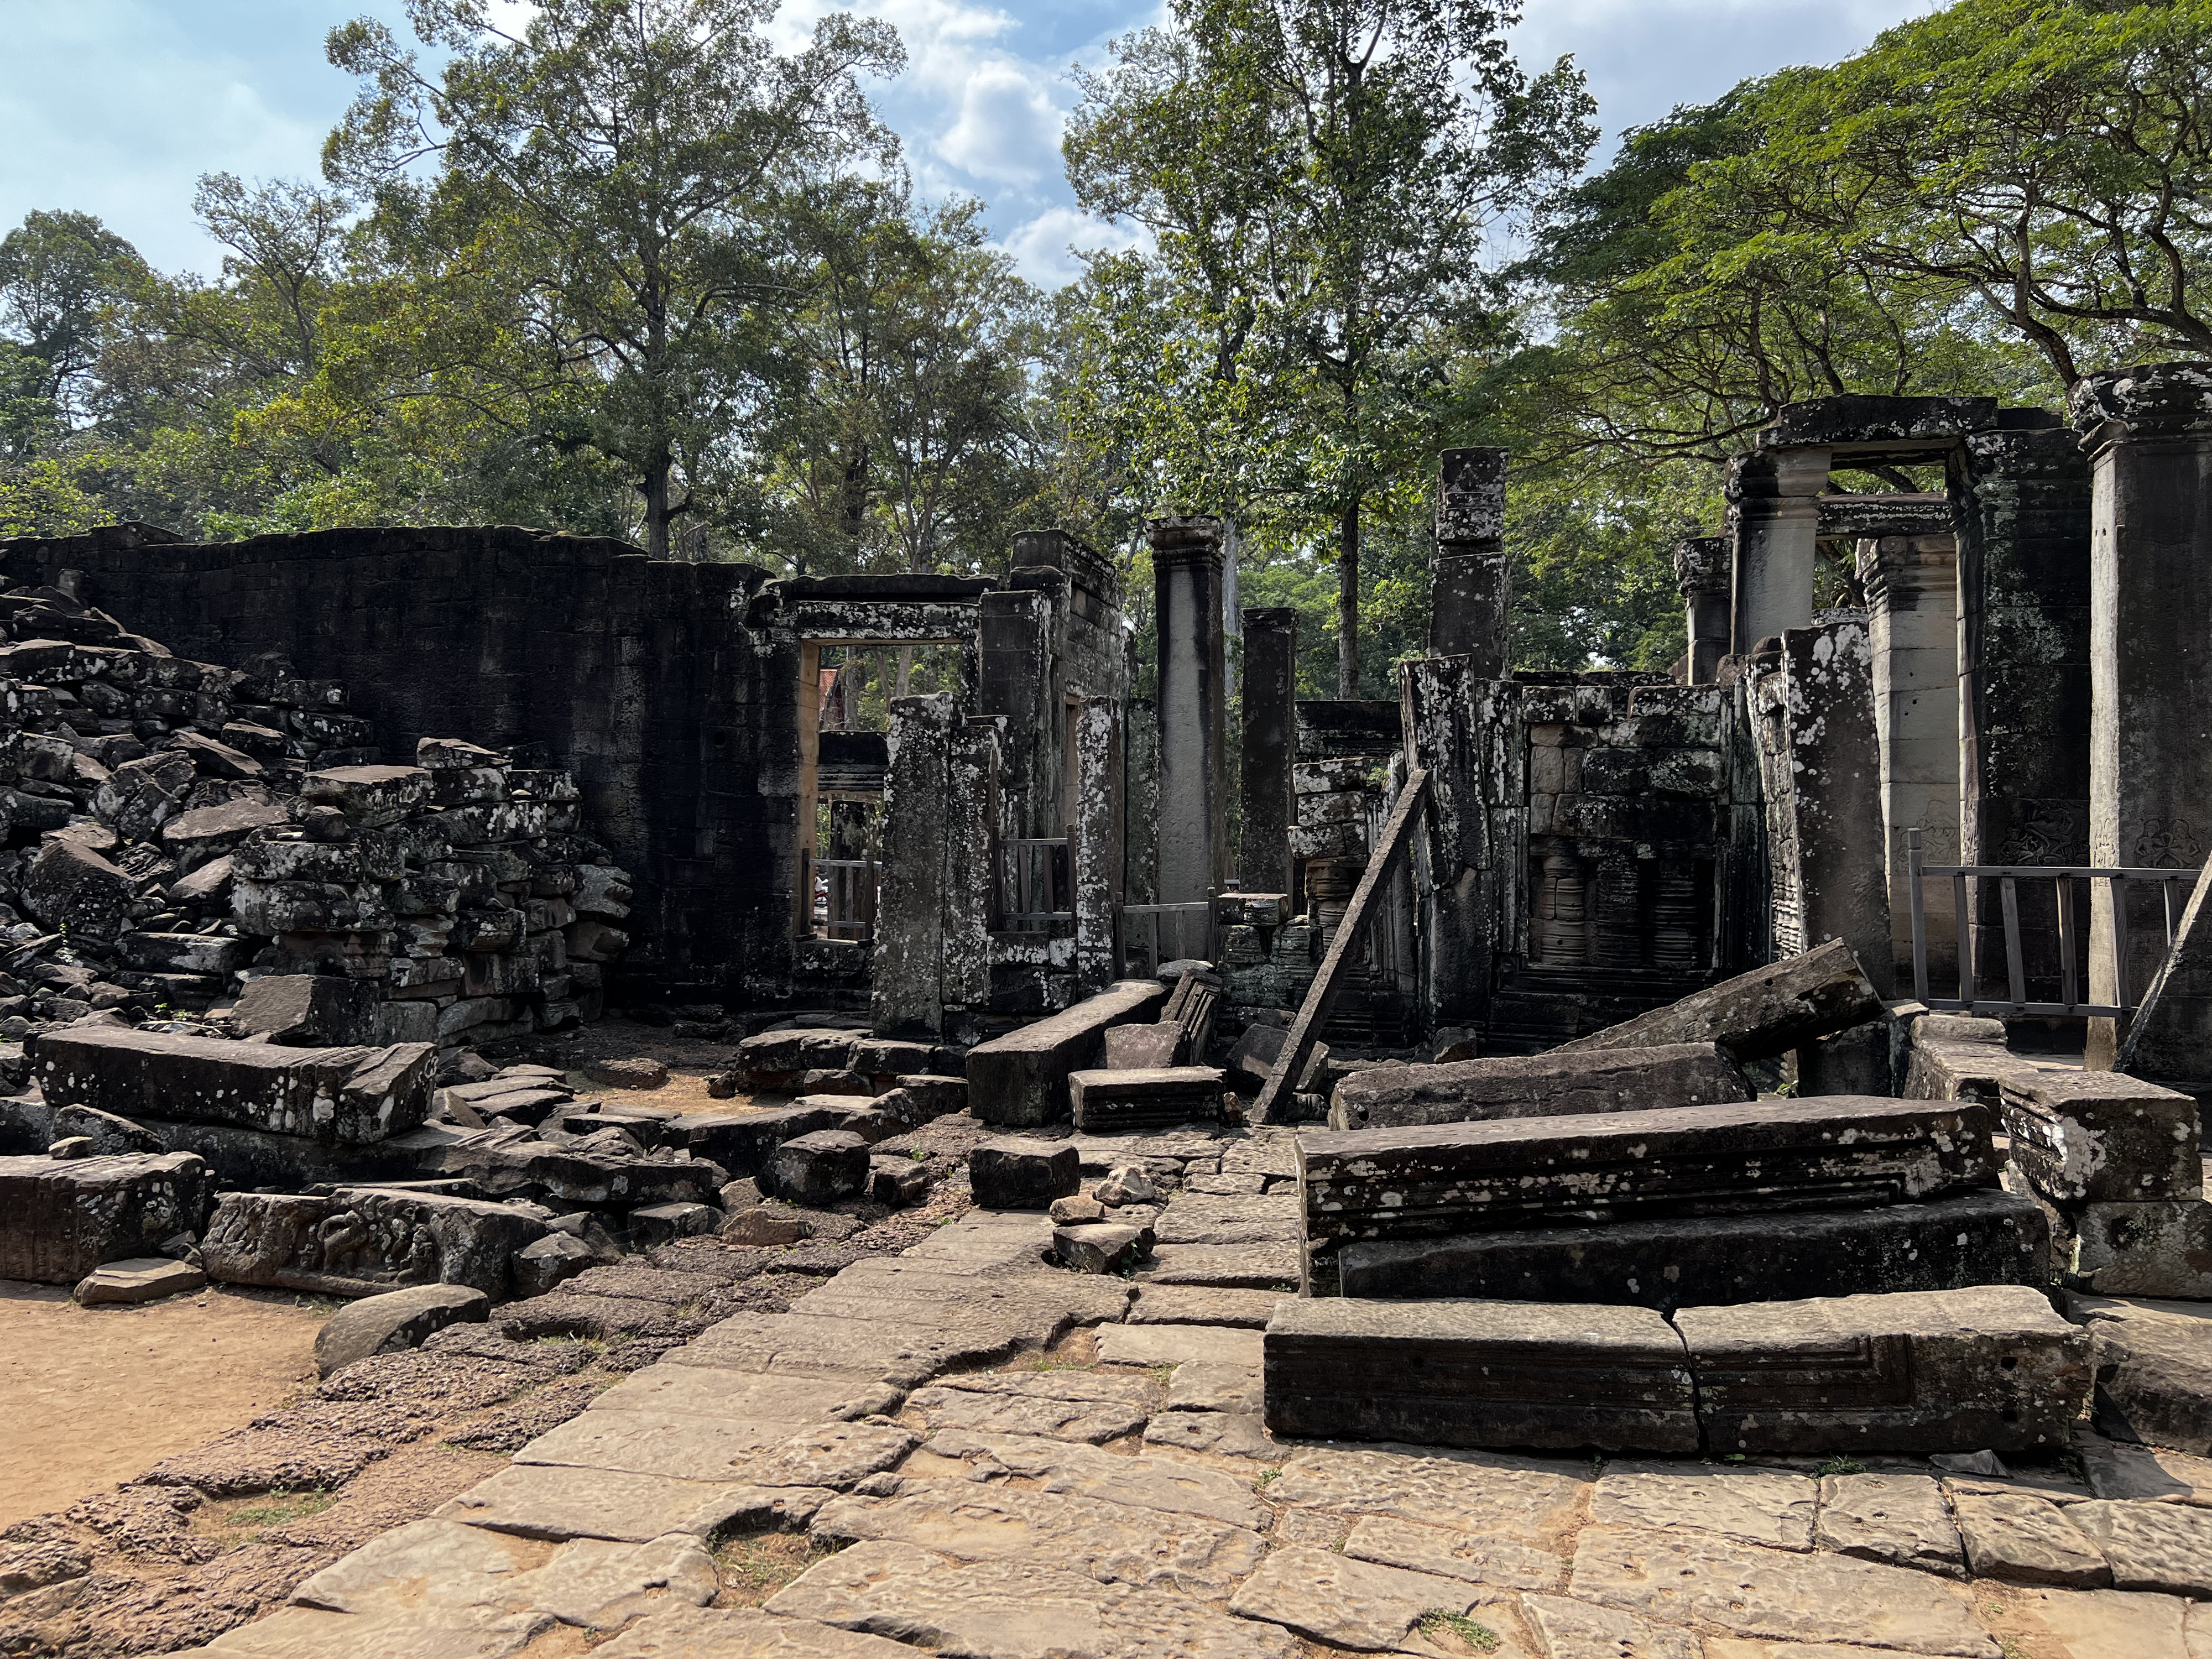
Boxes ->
[174,1126,2212,1659]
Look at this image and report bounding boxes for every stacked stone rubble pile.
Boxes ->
[0,577,630,1047]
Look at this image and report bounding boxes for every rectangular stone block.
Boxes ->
[2000,1070,2201,1204]
[1068,1067,1224,1131]
[0,1151,215,1282]
[1337,1189,2050,1313]
[36,1026,435,1144]
[1297,1097,1999,1274]
[200,1185,547,1298]
[966,979,1168,1127]
[2066,1200,2212,1298]
[679,1105,837,1176]
[1326,1042,1751,1131]
[1678,1285,2089,1455]
[1557,938,1882,1062]
[1264,1297,1698,1453]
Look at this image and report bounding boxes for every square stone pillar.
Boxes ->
[2073,364,2212,1065]
[1071,695,1123,992]
[1728,447,1831,654]
[1950,420,2093,999]
[872,695,954,1038]
[1123,694,1158,906]
[1239,607,1298,894]
[1673,535,1731,684]
[1858,534,1961,987]
[1150,516,1228,906]
[1430,447,1511,674]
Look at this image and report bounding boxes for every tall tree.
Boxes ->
[0,210,145,422]
[326,0,904,556]
[1068,0,1593,694]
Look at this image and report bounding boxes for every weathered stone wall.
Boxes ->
[0,526,778,1003]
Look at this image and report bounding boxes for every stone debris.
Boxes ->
[314,1282,489,1378]
[0,1149,213,1282]
[1556,939,1885,1061]
[963,979,1169,1126]
[967,1136,1080,1209]
[70,1252,207,1305]
[1327,1041,1752,1130]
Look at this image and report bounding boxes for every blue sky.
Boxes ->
[0,0,1942,286]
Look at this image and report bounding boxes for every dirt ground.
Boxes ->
[0,1280,326,1528]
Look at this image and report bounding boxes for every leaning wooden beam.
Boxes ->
[1254,767,1431,1123]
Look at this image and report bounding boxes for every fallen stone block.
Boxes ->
[1227,1023,1323,1096]
[1327,1042,1753,1131]
[419,1135,727,1209]
[869,1156,931,1208]
[889,1074,966,1119]
[72,1255,207,1306]
[1903,1013,2043,1104]
[2070,1296,2212,1456]
[1679,1284,2089,1454]
[1557,938,1884,1062]
[680,1105,837,1175]
[315,1283,488,1378]
[201,1185,546,1298]
[764,1131,870,1206]
[36,1025,435,1144]
[50,1102,162,1156]
[968,1136,1079,1209]
[233,973,382,1046]
[964,978,1168,1127]
[1297,1096,1999,1274]
[300,763,432,826]
[117,931,255,978]
[2066,1199,2212,1298]
[2001,1070,2201,1205]
[514,1232,596,1297]
[627,1202,717,1248]
[1053,1223,1147,1274]
[1102,1022,1182,1070]
[20,836,135,942]
[1264,1296,1698,1452]
[1338,1188,2051,1312]
[0,1151,214,1282]
[1067,1066,1224,1131]
[583,1057,668,1090]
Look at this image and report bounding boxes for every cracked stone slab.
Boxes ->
[896,1213,1058,1272]
[1813,1472,1964,1577]
[1225,1544,1510,1654]
[195,1605,552,1658]
[671,1312,1033,1386]
[914,1428,1267,1528]
[1567,1525,1998,1656]
[1135,1242,1302,1287]
[764,1537,1299,1658]
[1267,1446,1588,1546]
[1165,1363,1260,1413]
[1128,1286,1289,1328]
[1981,1585,2206,1659]
[587,1605,922,1657]
[1097,1323,1265,1368]
[509,1533,719,1627]
[1590,1463,1816,1551]
[1152,1193,1302,1246]
[907,1375,1150,1444]
[1141,1411,1280,1462]
[515,1411,806,1479]
[1953,1493,2112,1587]
[1522,1594,1700,1659]
[439,1464,825,1542]
[290,1520,544,1614]
[795,1265,1134,1329]
[1340,1515,1567,1592]
[588,1365,904,1423]
[2063,1499,2212,1595]
[807,1483,1266,1595]
[2075,1432,2212,1507]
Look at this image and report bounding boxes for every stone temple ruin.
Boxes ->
[6,369,2212,1657]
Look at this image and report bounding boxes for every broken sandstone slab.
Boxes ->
[1326,1041,1751,1131]
[1263,1297,1697,1453]
[2000,1068,2201,1205]
[1679,1284,2088,1455]
[37,1025,435,1144]
[1557,937,1884,1061]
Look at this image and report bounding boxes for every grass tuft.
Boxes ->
[1416,1609,1501,1651]
[1814,1456,1866,1478]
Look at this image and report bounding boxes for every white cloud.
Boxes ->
[937,61,1065,184]
[998,204,1144,285]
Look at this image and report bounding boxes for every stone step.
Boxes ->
[1068,1065,1225,1130]
[1297,1095,1999,1277]
[1326,1041,1752,1131]
[1337,1188,2050,1313]
[1262,1296,1699,1453]
[1265,1284,2089,1456]
[965,978,1169,1127]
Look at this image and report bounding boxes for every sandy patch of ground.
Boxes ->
[0,1280,324,1528]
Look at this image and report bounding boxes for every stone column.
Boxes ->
[1239,607,1298,895]
[1728,447,1831,654]
[1123,695,1159,906]
[1858,534,1961,988]
[1151,516,1229,905]
[1070,695,1123,992]
[1673,536,1731,685]
[1430,447,1511,673]
[2074,363,2212,1065]
[1950,419,2093,1000]
[870,695,953,1037]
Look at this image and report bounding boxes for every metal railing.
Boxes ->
[1120,901,1214,976]
[1906,827,2196,1016]
[1003,834,1076,928]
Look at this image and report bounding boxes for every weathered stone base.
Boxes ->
[1681,1285,2087,1455]
[0,1151,215,1282]
[1262,1297,1699,1453]
[1068,1067,1224,1131]
[1336,1189,2049,1312]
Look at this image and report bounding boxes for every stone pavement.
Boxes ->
[168,1125,2212,1659]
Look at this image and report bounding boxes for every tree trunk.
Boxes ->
[1337,499,1360,700]
[897,644,914,696]
[645,453,670,560]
